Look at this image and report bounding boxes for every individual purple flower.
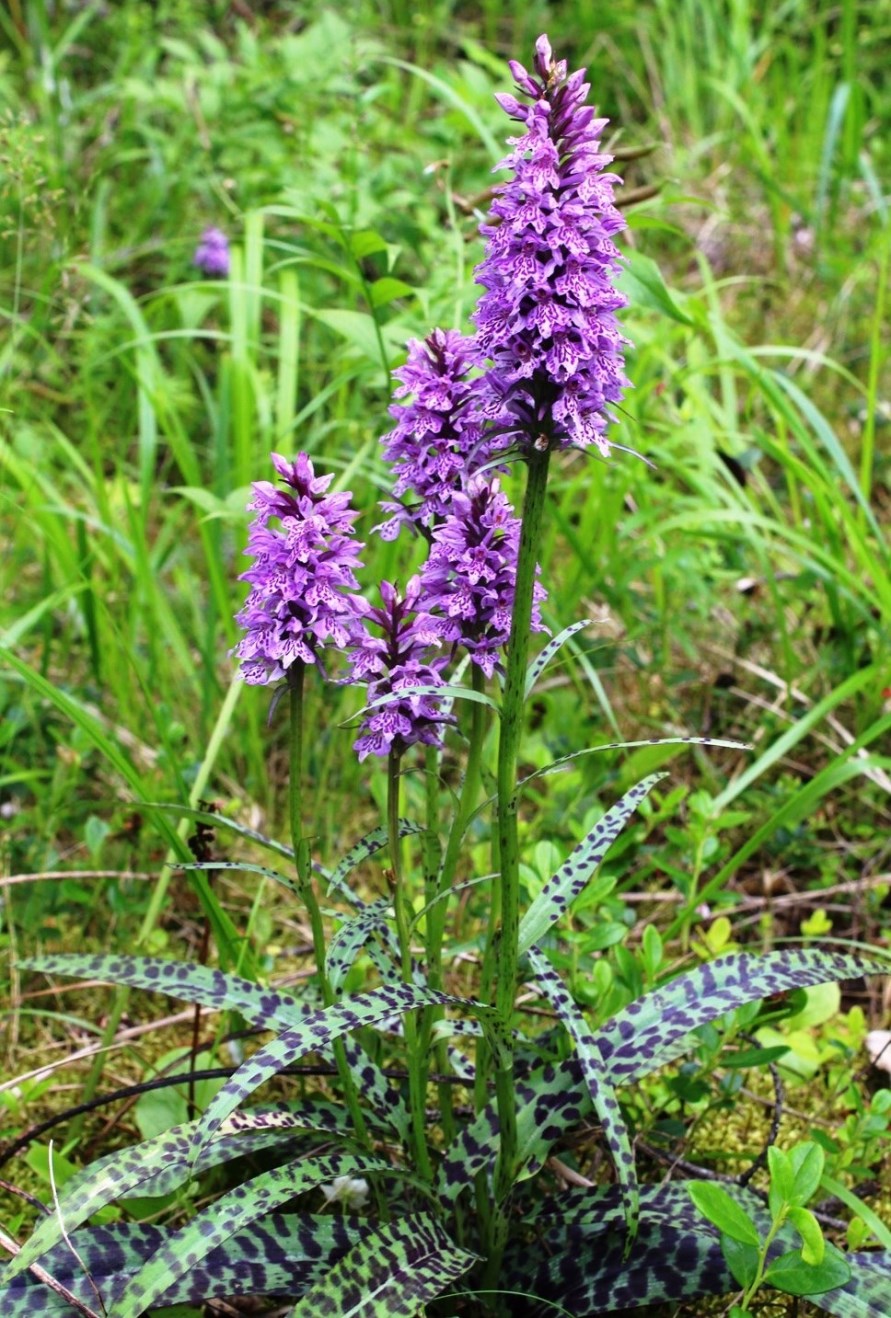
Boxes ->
[376,329,500,540]
[420,475,547,677]
[235,452,365,685]
[348,578,452,761]
[194,226,231,278]
[473,35,631,457]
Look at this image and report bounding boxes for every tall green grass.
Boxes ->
[1,0,888,1038]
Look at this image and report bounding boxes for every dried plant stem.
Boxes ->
[289,665,370,1150]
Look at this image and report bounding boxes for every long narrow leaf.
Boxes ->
[2,1214,366,1313]
[112,1153,391,1317]
[528,946,639,1239]
[3,1103,354,1283]
[518,773,666,954]
[524,619,593,697]
[290,1213,476,1317]
[192,983,489,1159]
[20,955,305,1033]
[593,949,889,1084]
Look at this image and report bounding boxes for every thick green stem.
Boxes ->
[388,748,434,1182]
[489,447,550,1249]
[289,665,370,1150]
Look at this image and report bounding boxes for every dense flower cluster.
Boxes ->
[420,475,547,676]
[376,329,495,540]
[194,227,231,278]
[349,579,452,760]
[473,35,630,456]
[235,453,365,685]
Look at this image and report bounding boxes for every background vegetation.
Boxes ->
[0,0,889,1311]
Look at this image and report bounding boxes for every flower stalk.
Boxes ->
[388,746,434,1182]
[288,663,370,1151]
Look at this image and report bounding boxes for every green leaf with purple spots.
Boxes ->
[2,1103,357,1284]
[289,1212,476,1316]
[323,821,425,906]
[111,1153,392,1317]
[192,982,490,1161]
[528,945,639,1240]
[524,619,593,697]
[518,773,666,954]
[591,950,890,1085]
[19,954,306,1032]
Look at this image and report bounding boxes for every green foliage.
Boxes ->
[2,2,890,1316]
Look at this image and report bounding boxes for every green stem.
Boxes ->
[421,664,488,1145]
[429,662,487,976]
[388,747,434,1182]
[289,665,370,1151]
[488,446,550,1266]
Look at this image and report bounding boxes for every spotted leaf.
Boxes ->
[592,949,890,1085]
[289,1212,476,1316]
[518,773,666,954]
[3,1102,358,1284]
[324,821,425,907]
[111,1152,391,1317]
[20,954,307,1033]
[192,982,489,1161]
[528,945,639,1239]
[524,619,593,696]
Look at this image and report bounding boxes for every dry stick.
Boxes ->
[0,870,154,889]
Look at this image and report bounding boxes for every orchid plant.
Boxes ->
[4,36,889,1318]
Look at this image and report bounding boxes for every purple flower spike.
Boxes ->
[473,36,631,457]
[235,452,365,685]
[194,227,231,278]
[376,329,500,540]
[349,578,452,761]
[421,475,547,677]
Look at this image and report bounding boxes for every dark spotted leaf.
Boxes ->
[528,946,639,1238]
[524,619,593,697]
[112,1153,391,1317]
[289,1213,476,1316]
[19,954,306,1033]
[0,1214,367,1314]
[592,950,889,1085]
[436,1057,590,1202]
[518,773,666,954]
[509,1183,891,1317]
[324,822,425,906]
[326,899,392,993]
[3,1102,358,1283]
[339,1037,409,1139]
[192,983,489,1161]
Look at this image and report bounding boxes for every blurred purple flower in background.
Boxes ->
[235,453,365,685]
[473,35,630,456]
[420,475,547,677]
[376,329,501,540]
[194,226,231,278]
[348,578,452,760]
